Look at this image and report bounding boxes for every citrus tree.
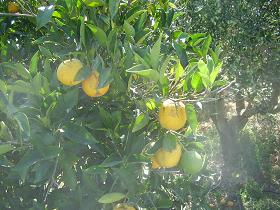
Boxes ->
[0,0,226,209]
[181,0,280,186]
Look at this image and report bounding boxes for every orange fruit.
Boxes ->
[179,150,204,175]
[159,99,186,130]
[8,2,20,13]
[151,156,161,169]
[82,71,109,97]
[57,59,83,86]
[153,141,182,168]
[113,203,136,210]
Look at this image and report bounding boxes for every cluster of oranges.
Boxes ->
[153,100,204,176]
[56,59,203,210]
[56,59,110,97]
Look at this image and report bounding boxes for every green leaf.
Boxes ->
[0,92,8,110]
[39,46,52,58]
[198,60,210,89]
[206,55,214,73]
[29,51,39,76]
[63,164,77,190]
[8,80,37,95]
[13,112,30,139]
[75,66,92,81]
[80,16,86,48]
[132,113,149,132]
[43,59,52,81]
[126,10,146,23]
[123,20,135,37]
[100,154,122,167]
[0,144,13,156]
[159,55,173,85]
[98,69,113,88]
[187,142,205,151]
[2,62,31,80]
[162,133,177,151]
[107,28,118,53]
[32,72,50,95]
[0,80,7,93]
[210,62,223,84]
[86,24,107,46]
[185,104,198,132]
[175,61,184,81]
[33,161,51,183]
[191,72,203,92]
[13,150,41,181]
[126,64,159,81]
[62,123,98,145]
[98,106,113,128]
[0,122,13,141]
[98,192,125,204]
[174,42,188,68]
[198,60,209,75]
[132,48,152,68]
[36,5,55,29]
[15,63,31,79]
[150,34,162,69]
[56,88,79,112]
[125,134,146,155]
[212,79,227,88]
[136,30,152,45]
[109,0,120,19]
[82,0,104,7]
[202,34,212,57]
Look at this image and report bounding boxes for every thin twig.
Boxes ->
[0,12,35,17]
[44,155,59,202]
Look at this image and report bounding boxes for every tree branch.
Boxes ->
[241,82,280,119]
[0,12,35,18]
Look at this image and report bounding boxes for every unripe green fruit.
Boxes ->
[180,150,204,175]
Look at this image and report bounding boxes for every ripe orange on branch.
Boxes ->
[82,71,110,97]
[113,203,136,210]
[8,2,20,13]
[152,141,182,168]
[159,99,187,131]
[57,59,83,86]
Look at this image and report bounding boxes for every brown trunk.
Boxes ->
[210,97,264,190]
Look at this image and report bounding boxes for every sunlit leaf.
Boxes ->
[132,113,150,132]
[0,144,13,156]
[36,5,55,29]
[98,192,125,204]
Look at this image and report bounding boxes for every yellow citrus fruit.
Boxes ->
[57,59,83,86]
[154,142,182,168]
[82,71,110,97]
[113,203,136,210]
[151,156,161,169]
[180,150,203,175]
[159,99,187,131]
[8,2,19,13]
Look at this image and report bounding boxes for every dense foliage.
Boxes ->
[0,0,279,209]
[0,0,227,209]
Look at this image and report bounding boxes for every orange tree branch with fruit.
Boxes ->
[0,0,228,209]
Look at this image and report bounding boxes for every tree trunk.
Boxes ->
[210,97,264,190]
